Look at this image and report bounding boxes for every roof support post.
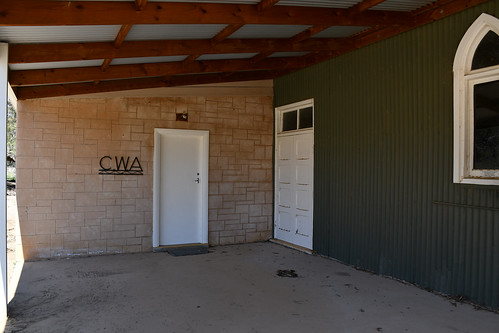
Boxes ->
[0,42,8,321]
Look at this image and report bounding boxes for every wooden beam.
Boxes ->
[289,25,331,44]
[114,24,133,48]
[101,59,113,72]
[257,0,280,12]
[250,51,274,64]
[0,1,412,26]
[249,1,388,63]
[9,57,305,86]
[413,0,488,23]
[135,0,148,11]
[101,24,133,71]
[286,1,388,46]
[212,24,244,44]
[8,38,349,64]
[8,0,489,100]
[213,0,388,65]
[308,0,490,67]
[14,70,290,100]
[251,24,332,63]
[183,54,201,64]
[348,0,387,15]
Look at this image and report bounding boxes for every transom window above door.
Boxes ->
[278,100,314,134]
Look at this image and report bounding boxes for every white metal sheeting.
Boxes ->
[151,0,259,3]
[371,0,435,11]
[111,56,188,65]
[125,24,227,41]
[74,0,260,3]
[197,53,258,60]
[277,0,360,8]
[0,26,122,44]
[228,25,311,39]
[73,0,433,11]
[9,60,104,71]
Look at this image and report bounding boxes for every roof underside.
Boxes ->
[0,0,490,99]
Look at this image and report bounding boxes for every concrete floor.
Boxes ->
[5,242,499,333]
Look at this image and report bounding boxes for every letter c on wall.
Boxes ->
[99,156,112,171]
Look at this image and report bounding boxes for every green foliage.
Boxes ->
[7,99,16,161]
[7,168,15,181]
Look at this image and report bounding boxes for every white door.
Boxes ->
[153,129,209,247]
[275,132,314,249]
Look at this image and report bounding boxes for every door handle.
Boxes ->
[195,177,200,183]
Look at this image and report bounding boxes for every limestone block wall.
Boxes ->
[16,96,274,259]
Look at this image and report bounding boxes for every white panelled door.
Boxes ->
[275,132,314,249]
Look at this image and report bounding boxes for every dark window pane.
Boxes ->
[299,107,313,129]
[472,31,499,70]
[282,111,297,132]
[473,80,499,170]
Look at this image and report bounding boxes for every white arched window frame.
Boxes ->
[454,13,499,185]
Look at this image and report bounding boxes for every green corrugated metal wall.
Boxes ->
[274,1,499,309]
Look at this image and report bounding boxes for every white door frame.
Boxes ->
[152,129,209,247]
[274,99,314,250]
[0,43,8,319]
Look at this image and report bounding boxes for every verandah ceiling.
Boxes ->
[0,0,489,99]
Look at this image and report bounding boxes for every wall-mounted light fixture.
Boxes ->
[176,112,188,121]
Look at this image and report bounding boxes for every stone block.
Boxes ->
[81,226,101,241]
[135,224,152,237]
[112,124,131,141]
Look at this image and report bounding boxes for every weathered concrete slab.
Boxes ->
[5,242,499,332]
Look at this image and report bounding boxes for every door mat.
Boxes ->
[166,246,209,256]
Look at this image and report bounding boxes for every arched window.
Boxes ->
[454,13,499,185]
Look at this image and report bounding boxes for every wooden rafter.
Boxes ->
[250,0,389,63]
[8,38,349,64]
[182,24,245,64]
[113,24,134,48]
[348,0,387,15]
[0,1,412,26]
[183,54,202,64]
[135,0,148,11]
[413,0,485,23]
[14,70,292,100]
[10,57,305,87]
[328,0,490,60]
[211,24,245,44]
[101,24,133,71]
[102,1,145,71]
[257,0,281,12]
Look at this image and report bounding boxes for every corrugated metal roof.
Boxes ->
[269,51,310,57]
[0,26,121,44]
[111,56,188,65]
[125,24,227,41]
[371,0,435,11]
[152,0,259,3]
[197,53,258,60]
[4,0,479,101]
[38,0,435,11]
[76,0,259,3]
[9,60,104,71]
[312,26,370,38]
[228,24,311,39]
